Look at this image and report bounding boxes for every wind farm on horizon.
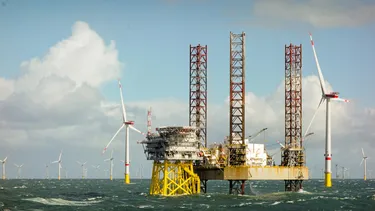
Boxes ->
[0,33,372,194]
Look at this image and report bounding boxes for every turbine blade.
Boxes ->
[3,157,7,162]
[58,150,63,161]
[51,161,58,164]
[362,148,365,157]
[14,164,19,167]
[104,159,110,162]
[102,124,125,154]
[20,164,23,167]
[76,161,82,165]
[331,97,349,103]
[304,97,325,138]
[309,32,327,94]
[83,162,87,165]
[360,158,364,166]
[129,125,146,136]
[118,79,127,123]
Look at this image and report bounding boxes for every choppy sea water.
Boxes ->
[0,179,374,210]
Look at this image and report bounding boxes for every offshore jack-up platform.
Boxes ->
[140,127,308,196]
[139,32,308,196]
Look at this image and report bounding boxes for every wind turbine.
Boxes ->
[102,79,145,184]
[360,148,369,181]
[76,161,87,179]
[45,164,49,179]
[104,149,114,180]
[0,157,8,180]
[14,163,23,179]
[104,169,109,177]
[83,167,88,178]
[305,33,350,188]
[51,150,63,180]
[92,165,100,178]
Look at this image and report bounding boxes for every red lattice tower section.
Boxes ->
[229,32,246,146]
[189,44,208,147]
[285,44,302,150]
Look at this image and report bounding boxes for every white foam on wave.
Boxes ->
[296,189,312,194]
[271,201,281,205]
[13,185,27,189]
[138,205,154,208]
[23,197,102,206]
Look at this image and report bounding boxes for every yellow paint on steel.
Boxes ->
[224,166,309,180]
[149,160,201,196]
[325,172,332,187]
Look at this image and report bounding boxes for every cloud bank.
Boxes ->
[250,0,375,28]
[0,21,373,178]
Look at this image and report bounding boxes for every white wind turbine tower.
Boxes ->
[51,150,63,180]
[360,148,369,181]
[104,149,114,180]
[0,157,8,180]
[102,79,145,184]
[76,161,87,179]
[305,33,350,188]
[14,163,24,179]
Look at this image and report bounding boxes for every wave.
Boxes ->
[23,197,102,206]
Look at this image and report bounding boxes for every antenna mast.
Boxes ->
[147,107,152,136]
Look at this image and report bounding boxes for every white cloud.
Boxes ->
[0,21,373,179]
[0,78,13,100]
[250,0,375,28]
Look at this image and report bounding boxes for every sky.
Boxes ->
[0,0,375,180]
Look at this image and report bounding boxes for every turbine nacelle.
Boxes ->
[125,121,134,125]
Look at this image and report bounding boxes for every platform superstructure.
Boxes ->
[140,126,202,196]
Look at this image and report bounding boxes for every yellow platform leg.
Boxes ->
[125,173,130,184]
[325,172,332,187]
[149,160,200,196]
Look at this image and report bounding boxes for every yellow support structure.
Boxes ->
[149,160,200,196]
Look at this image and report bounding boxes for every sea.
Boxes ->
[0,179,374,210]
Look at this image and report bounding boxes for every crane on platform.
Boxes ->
[247,128,268,142]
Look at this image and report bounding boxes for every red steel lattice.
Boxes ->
[189,44,208,147]
[229,32,246,145]
[285,44,302,149]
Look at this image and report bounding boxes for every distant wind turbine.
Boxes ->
[104,149,114,180]
[92,165,100,178]
[76,161,87,179]
[45,164,49,179]
[101,79,145,184]
[0,156,8,180]
[305,32,349,188]
[51,150,63,180]
[104,169,109,177]
[360,148,369,181]
[14,163,24,179]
